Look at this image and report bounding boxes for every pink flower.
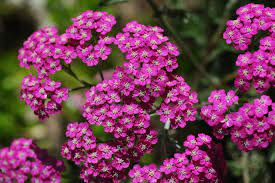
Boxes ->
[236,52,253,66]
[160,159,176,175]
[183,135,198,149]
[112,157,130,171]
[0,138,64,182]
[129,134,218,183]
[20,75,69,120]
[223,4,274,93]
[52,88,69,104]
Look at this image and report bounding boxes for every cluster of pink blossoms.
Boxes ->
[223,3,275,93]
[0,138,64,183]
[234,49,274,93]
[115,21,179,72]
[18,27,71,119]
[201,91,274,151]
[223,3,274,50]
[64,10,116,66]
[18,27,68,78]
[20,74,69,120]
[60,20,198,182]
[129,134,219,183]
[18,10,117,119]
[18,10,116,75]
[111,66,198,129]
[79,79,158,182]
[228,95,274,151]
[155,74,198,128]
[61,119,157,182]
[114,21,198,128]
[200,90,239,139]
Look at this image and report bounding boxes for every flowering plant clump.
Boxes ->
[202,93,274,151]
[18,10,116,74]
[10,2,275,182]
[20,74,69,120]
[18,27,66,78]
[228,95,274,151]
[0,138,64,183]
[129,134,219,183]
[18,10,116,119]
[223,3,275,93]
[64,10,116,66]
[58,19,199,182]
[61,111,157,182]
[200,89,239,139]
[114,21,198,128]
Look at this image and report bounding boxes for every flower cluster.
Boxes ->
[223,3,275,93]
[202,92,274,151]
[223,3,274,50]
[18,11,116,76]
[113,21,198,128]
[18,11,116,120]
[20,74,69,120]
[18,27,71,78]
[234,46,274,93]
[156,75,198,129]
[228,95,274,151]
[59,18,198,182]
[200,90,239,139]
[61,120,157,182]
[129,134,219,183]
[80,79,158,182]
[0,138,64,183]
[115,21,179,72]
[65,10,116,66]
[111,66,198,129]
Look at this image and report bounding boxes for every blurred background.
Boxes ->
[0,0,274,182]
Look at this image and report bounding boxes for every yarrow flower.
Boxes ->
[18,11,117,120]
[18,11,116,75]
[20,74,69,120]
[223,3,275,93]
[65,10,116,66]
[201,93,274,151]
[18,27,73,78]
[78,77,158,182]
[0,138,64,183]
[223,3,274,51]
[200,89,239,139]
[113,21,198,128]
[62,120,157,182]
[59,15,198,182]
[234,47,274,93]
[114,21,179,74]
[156,75,198,129]
[129,134,219,183]
[228,95,274,151]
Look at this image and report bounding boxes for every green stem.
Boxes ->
[70,85,91,92]
[61,63,92,87]
[242,152,250,183]
[99,68,105,81]
[161,128,168,160]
